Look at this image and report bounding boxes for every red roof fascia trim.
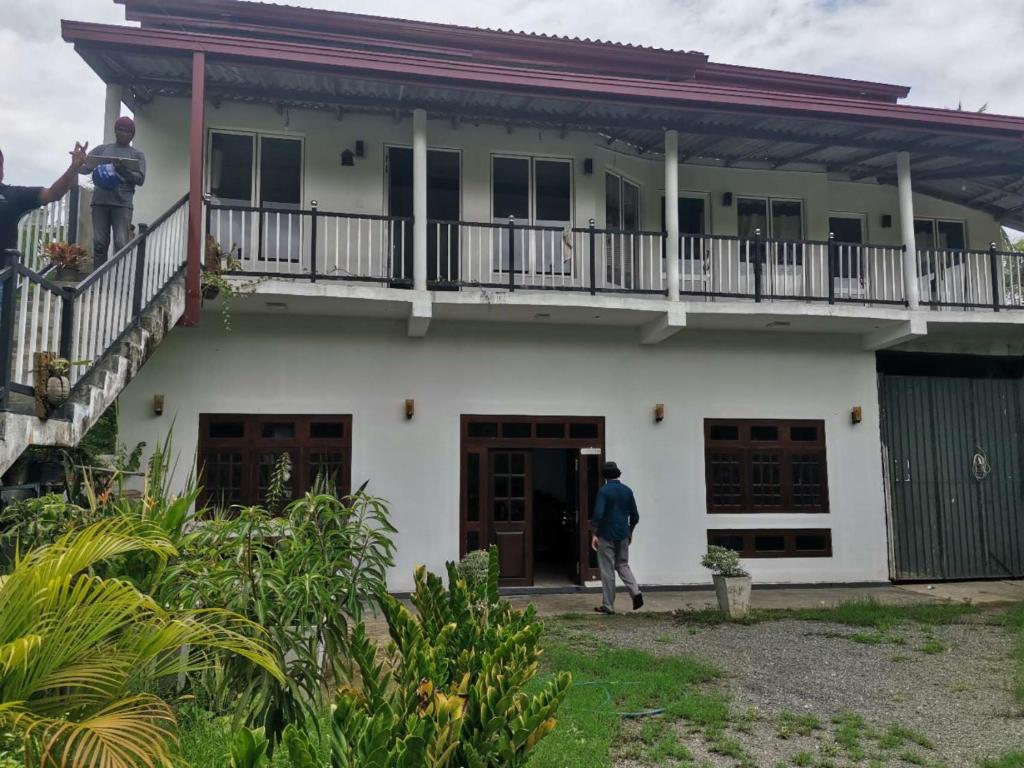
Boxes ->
[699,63,910,102]
[62,21,1024,141]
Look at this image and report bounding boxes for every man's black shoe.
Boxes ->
[632,593,644,611]
[594,605,614,615]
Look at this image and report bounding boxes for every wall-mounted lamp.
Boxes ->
[880,214,893,229]
[355,140,365,158]
[340,149,355,167]
[851,406,863,425]
[583,158,594,175]
[654,403,665,423]
[722,192,733,207]
[152,394,165,416]
[405,399,415,420]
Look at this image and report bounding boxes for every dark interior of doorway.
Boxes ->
[531,449,578,586]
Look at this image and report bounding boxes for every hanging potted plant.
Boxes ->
[45,357,72,408]
[701,544,752,619]
[201,235,263,330]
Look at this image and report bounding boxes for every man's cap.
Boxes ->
[114,116,136,133]
[602,461,622,479]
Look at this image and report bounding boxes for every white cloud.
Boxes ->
[3,0,1023,185]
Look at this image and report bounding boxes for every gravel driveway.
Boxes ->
[559,612,1023,767]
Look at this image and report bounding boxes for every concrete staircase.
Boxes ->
[0,276,184,475]
[0,194,189,477]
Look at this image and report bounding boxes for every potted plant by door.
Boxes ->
[701,545,752,619]
[43,241,89,282]
[44,357,72,408]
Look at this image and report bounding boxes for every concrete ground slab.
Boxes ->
[504,580,1024,616]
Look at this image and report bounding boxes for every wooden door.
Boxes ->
[578,451,602,582]
[489,450,533,585]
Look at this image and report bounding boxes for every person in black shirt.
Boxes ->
[0,142,90,257]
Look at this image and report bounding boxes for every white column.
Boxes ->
[664,129,680,301]
[896,151,920,310]
[103,85,122,144]
[412,108,428,292]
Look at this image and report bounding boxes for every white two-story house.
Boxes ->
[23,0,1022,590]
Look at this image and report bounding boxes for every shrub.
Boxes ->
[456,548,492,593]
[701,544,748,577]
[0,518,280,768]
[162,487,396,745]
[287,547,571,767]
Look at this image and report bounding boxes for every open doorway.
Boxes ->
[460,416,604,587]
[531,449,578,586]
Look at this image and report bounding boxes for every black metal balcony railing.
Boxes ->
[917,245,1024,311]
[201,200,1024,312]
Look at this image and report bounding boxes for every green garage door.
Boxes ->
[879,361,1024,581]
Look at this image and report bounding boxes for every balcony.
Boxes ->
[207,201,1023,315]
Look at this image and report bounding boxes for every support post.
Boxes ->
[103,85,122,144]
[588,218,597,296]
[508,216,516,292]
[664,129,680,301]
[989,242,1001,311]
[184,51,206,326]
[753,227,764,303]
[67,184,81,246]
[412,108,428,292]
[896,151,920,309]
[0,251,19,411]
[310,201,319,283]
[59,290,74,361]
[132,223,149,318]
[827,232,836,305]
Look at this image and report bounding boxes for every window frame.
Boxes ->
[198,414,352,511]
[913,217,967,251]
[704,418,829,514]
[736,196,806,265]
[707,528,833,558]
[490,154,574,227]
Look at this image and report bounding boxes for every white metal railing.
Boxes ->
[15,188,81,272]
[917,247,1024,310]
[681,235,906,305]
[207,202,412,283]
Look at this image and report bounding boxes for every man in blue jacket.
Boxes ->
[590,461,643,614]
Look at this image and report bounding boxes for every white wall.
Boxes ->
[131,96,1003,250]
[116,313,890,591]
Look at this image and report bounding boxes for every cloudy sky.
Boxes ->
[3,0,1024,185]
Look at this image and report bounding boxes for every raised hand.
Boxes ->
[69,141,89,169]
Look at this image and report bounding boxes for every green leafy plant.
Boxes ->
[264,451,292,515]
[701,545,748,577]
[162,488,396,745]
[456,548,492,595]
[287,546,571,767]
[0,518,281,768]
[202,235,263,330]
[228,726,270,768]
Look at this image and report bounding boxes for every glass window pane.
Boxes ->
[709,533,745,552]
[259,137,301,207]
[680,197,705,235]
[605,172,621,230]
[709,424,740,441]
[534,160,571,222]
[536,422,564,439]
[936,221,966,250]
[501,422,531,438]
[467,454,480,522]
[771,200,803,241]
[261,422,296,439]
[737,198,768,239]
[209,132,253,204]
[622,180,639,233]
[754,534,786,552]
[468,422,498,438]
[791,425,819,442]
[914,219,936,249]
[493,157,529,219]
[310,421,344,439]
[569,423,599,439]
[209,421,245,439]
[750,425,779,441]
[828,217,863,244]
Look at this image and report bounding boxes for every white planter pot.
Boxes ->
[713,574,752,618]
[45,375,71,406]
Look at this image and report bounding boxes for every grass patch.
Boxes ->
[849,631,906,646]
[980,751,1024,768]
[1003,603,1024,710]
[920,637,946,655]
[879,724,933,751]
[792,751,814,766]
[530,630,731,768]
[776,711,822,739]
[899,749,929,766]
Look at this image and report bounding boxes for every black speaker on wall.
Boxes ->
[583,158,594,175]
[722,192,733,207]
[881,214,893,228]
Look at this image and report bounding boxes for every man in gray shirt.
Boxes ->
[81,116,146,267]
